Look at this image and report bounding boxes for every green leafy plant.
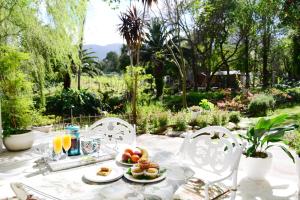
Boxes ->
[46,89,103,116]
[174,112,188,131]
[239,114,298,162]
[199,99,214,111]
[229,111,241,124]
[284,130,300,156]
[0,46,33,137]
[210,110,229,126]
[248,94,275,117]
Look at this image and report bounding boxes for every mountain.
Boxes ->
[83,43,123,60]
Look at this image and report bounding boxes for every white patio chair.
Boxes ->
[179,126,243,200]
[89,117,136,147]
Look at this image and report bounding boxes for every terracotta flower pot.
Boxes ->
[3,131,34,151]
[243,152,273,180]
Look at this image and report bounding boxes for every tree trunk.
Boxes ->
[132,71,138,125]
[154,62,164,99]
[226,63,230,88]
[191,46,198,91]
[244,35,250,88]
[262,16,270,88]
[77,65,81,90]
[182,71,187,108]
[63,72,71,90]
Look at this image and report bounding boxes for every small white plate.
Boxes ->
[84,164,123,183]
[124,172,167,183]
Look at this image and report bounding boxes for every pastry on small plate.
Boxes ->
[97,167,112,176]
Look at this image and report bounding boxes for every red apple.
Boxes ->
[122,152,131,162]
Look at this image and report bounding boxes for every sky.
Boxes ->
[83,0,162,46]
[83,0,128,46]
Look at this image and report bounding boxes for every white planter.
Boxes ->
[3,131,34,151]
[295,154,300,194]
[32,125,53,133]
[243,152,273,180]
[191,111,201,120]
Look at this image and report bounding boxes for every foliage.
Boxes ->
[124,66,153,122]
[239,114,297,161]
[135,103,167,134]
[287,88,300,102]
[248,94,275,117]
[0,46,33,136]
[199,99,214,111]
[211,110,229,126]
[173,112,188,132]
[31,111,57,126]
[80,49,102,77]
[143,18,168,99]
[45,89,103,117]
[164,91,225,111]
[284,129,300,156]
[229,111,241,124]
[103,51,120,73]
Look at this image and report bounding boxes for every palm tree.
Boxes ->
[119,6,144,66]
[143,18,167,99]
[78,48,102,90]
[119,6,144,124]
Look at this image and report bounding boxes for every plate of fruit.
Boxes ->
[116,147,149,166]
[124,159,167,183]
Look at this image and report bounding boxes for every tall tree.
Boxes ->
[143,18,167,99]
[103,51,120,72]
[257,0,281,88]
[119,6,144,124]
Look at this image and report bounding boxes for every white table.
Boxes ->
[0,132,194,200]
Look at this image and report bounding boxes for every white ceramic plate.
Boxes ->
[116,157,135,166]
[84,164,124,183]
[124,172,167,183]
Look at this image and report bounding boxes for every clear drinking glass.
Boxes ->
[92,136,101,158]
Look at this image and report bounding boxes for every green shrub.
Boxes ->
[157,112,169,128]
[164,91,225,111]
[229,111,241,124]
[32,111,56,126]
[135,103,167,134]
[248,94,275,117]
[46,89,103,116]
[0,46,34,136]
[211,110,229,126]
[199,99,214,110]
[287,88,300,102]
[195,115,209,128]
[174,112,188,131]
[284,129,300,155]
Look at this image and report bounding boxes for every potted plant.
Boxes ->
[239,114,297,180]
[284,128,300,194]
[0,46,34,151]
[189,106,202,120]
[32,113,56,133]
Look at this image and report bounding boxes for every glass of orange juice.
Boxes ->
[53,135,62,160]
[62,134,72,157]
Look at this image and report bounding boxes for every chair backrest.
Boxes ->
[89,117,136,146]
[180,126,242,174]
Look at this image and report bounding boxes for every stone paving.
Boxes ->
[0,132,299,199]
